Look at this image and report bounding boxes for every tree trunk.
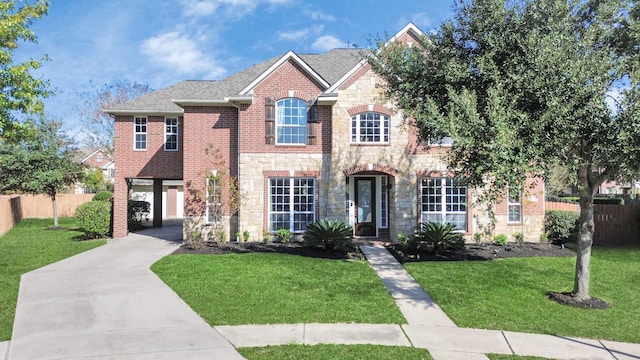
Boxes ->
[573,169,595,300]
[52,194,59,228]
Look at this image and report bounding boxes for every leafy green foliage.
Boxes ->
[0,0,51,141]
[276,228,292,243]
[513,232,524,245]
[494,233,508,246]
[76,201,111,239]
[83,168,106,193]
[545,211,579,244]
[371,0,640,299]
[303,218,355,251]
[0,118,83,227]
[92,191,113,202]
[414,221,464,254]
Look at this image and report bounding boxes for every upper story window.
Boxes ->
[351,112,389,144]
[276,98,307,145]
[96,153,103,162]
[134,117,147,150]
[428,136,454,146]
[165,117,178,151]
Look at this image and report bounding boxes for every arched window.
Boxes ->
[276,98,307,145]
[351,112,389,144]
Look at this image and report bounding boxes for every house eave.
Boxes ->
[172,96,253,107]
[105,109,184,116]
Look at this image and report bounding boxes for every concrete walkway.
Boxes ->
[7,225,243,360]
[6,229,640,360]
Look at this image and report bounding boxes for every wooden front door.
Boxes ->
[354,177,376,236]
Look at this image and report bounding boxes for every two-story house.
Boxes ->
[73,147,115,194]
[107,23,545,242]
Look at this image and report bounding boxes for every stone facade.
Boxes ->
[109,23,544,242]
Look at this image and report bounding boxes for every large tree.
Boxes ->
[76,80,152,154]
[371,0,640,302]
[0,118,83,227]
[0,0,51,141]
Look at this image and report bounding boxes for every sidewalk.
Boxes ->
[7,225,243,360]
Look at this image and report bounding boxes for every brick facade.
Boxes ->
[110,23,544,242]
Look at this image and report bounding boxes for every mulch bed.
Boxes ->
[172,241,365,260]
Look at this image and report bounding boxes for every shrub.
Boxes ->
[513,232,524,245]
[303,218,355,251]
[243,230,250,242]
[76,201,112,239]
[545,210,579,244]
[494,233,508,246]
[414,221,464,254]
[128,200,150,227]
[397,233,410,246]
[473,232,482,244]
[276,228,292,243]
[92,191,113,202]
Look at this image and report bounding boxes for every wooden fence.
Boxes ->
[545,200,640,246]
[593,204,640,246]
[0,194,94,237]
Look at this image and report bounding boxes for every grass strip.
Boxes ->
[405,247,640,343]
[152,253,405,325]
[238,344,433,360]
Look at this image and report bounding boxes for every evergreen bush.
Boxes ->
[76,201,111,239]
[303,218,355,251]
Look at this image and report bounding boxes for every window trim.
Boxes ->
[350,112,390,144]
[275,98,307,145]
[427,136,454,147]
[134,117,147,151]
[164,117,179,151]
[420,177,468,231]
[268,177,316,232]
[206,176,222,225]
[507,189,522,223]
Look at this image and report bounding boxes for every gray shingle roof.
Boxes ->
[107,48,366,113]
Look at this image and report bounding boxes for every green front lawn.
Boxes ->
[239,344,433,360]
[0,218,106,340]
[152,253,405,325]
[405,247,640,343]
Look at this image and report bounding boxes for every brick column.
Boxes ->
[113,177,129,238]
[167,186,177,218]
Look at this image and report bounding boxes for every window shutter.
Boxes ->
[307,100,318,123]
[306,122,316,145]
[265,97,275,144]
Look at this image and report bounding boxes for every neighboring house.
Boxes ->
[598,180,639,195]
[74,148,115,194]
[107,23,544,242]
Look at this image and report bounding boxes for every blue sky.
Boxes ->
[15,0,455,138]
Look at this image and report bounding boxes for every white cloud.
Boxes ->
[180,0,292,17]
[304,9,336,22]
[140,31,226,79]
[311,35,345,52]
[278,25,324,41]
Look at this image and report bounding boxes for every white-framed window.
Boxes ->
[276,98,307,145]
[351,112,389,144]
[134,117,147,150]
[269,177,315,232]
[96,153,103,162]
[206,176,222,224]
[165,117,178,151]
[381,176,388,228]
[508,189,522,223]
[428,136,454,146]
[421,178,467,231]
